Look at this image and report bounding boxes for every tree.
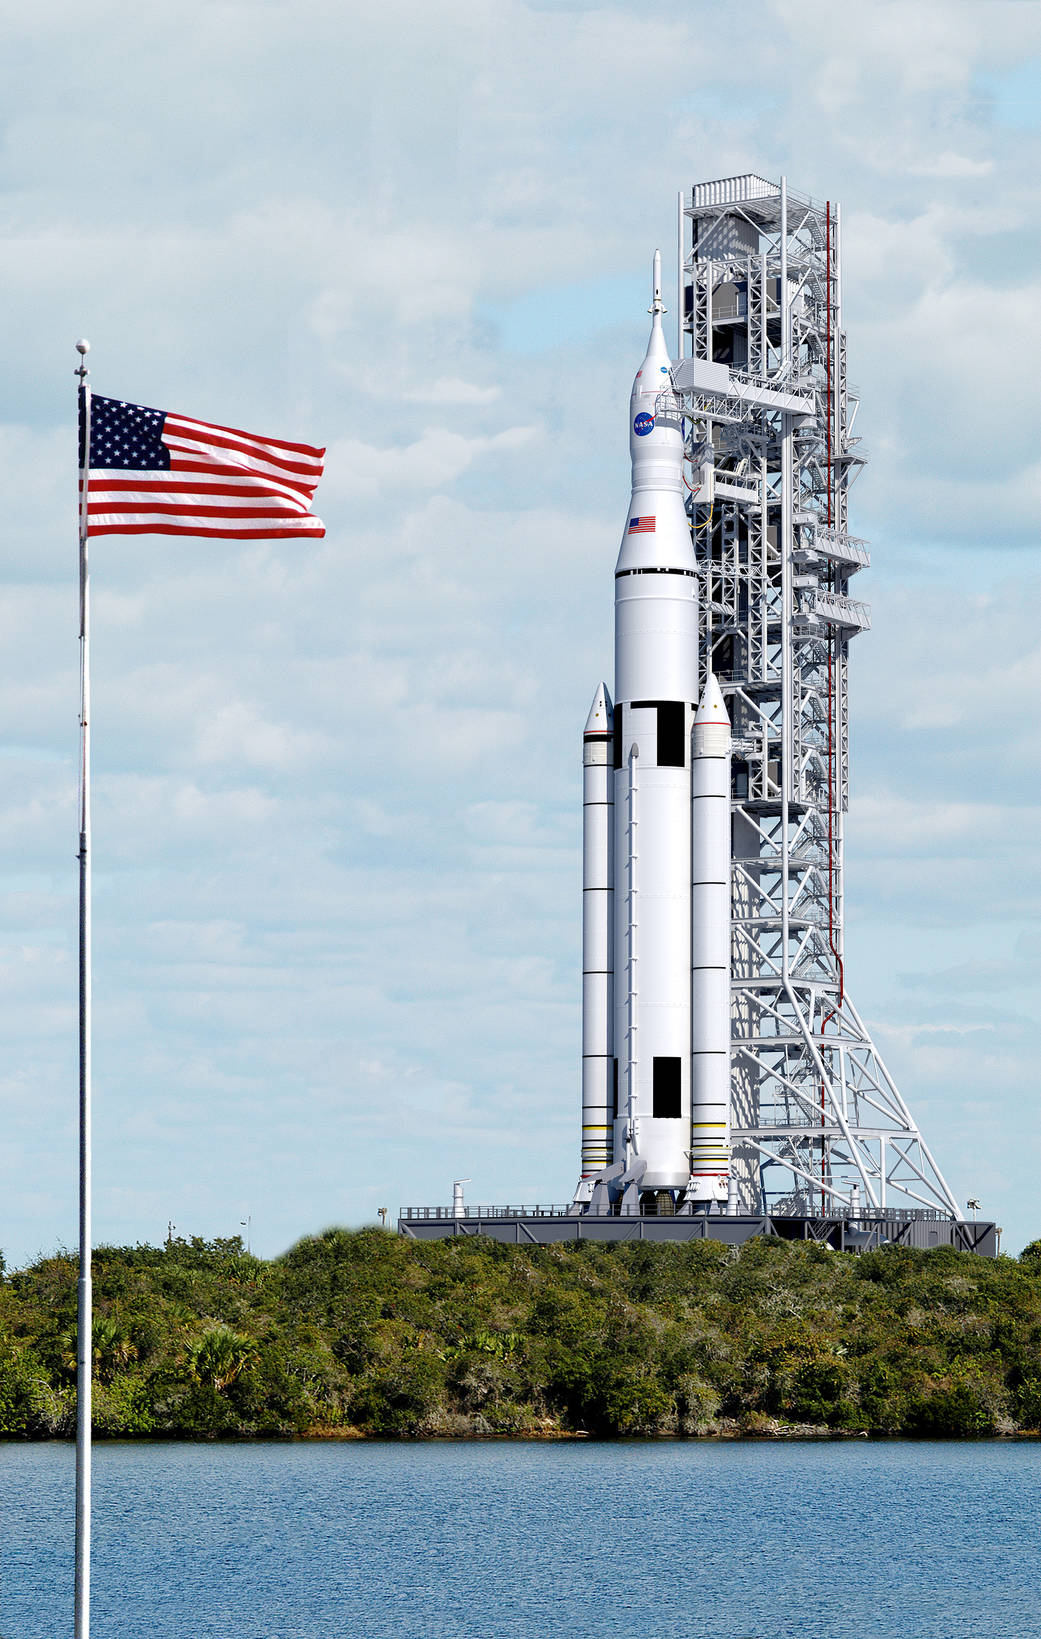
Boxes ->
[186,1325,257,1393]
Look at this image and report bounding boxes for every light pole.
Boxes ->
[967,1198,980,1225]
[240,1215,252,1255]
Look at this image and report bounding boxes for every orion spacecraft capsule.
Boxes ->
[578,252,732,1212]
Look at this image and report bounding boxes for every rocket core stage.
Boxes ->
[577,252,732,1216]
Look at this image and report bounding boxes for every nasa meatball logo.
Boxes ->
[633,412,654,437]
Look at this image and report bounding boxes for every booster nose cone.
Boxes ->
[584,682,614,737]
[694,673,732,755]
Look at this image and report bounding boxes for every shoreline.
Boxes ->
[4,1424,1040,1444]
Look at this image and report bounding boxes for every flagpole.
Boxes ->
[74,338,92,1639]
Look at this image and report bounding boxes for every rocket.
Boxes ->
[578,252,732,1212]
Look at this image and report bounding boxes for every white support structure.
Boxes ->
[674,173,959,1219]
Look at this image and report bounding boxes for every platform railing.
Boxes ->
[398,1203,955,1224]
[399,1204,574,1221]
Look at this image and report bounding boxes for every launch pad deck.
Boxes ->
[398,1207,998,1257]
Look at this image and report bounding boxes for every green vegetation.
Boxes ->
[2,1230,1040,1440]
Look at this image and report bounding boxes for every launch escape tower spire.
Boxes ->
[673,173,958,1218]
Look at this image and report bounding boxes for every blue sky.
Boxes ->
[1,0,1039,1266]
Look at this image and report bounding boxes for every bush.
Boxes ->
[0,1342,73,1436]
[350,1353,448,1436]
[905,1381,996,1437]
[1,1229,1039,1439]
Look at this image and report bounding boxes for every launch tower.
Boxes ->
[670,173,958,1218]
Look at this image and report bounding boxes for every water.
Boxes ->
[3,1439,1039,1639]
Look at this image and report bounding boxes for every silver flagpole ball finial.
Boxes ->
[76,339,90,354]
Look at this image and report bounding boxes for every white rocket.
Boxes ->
[578,252,732,1211]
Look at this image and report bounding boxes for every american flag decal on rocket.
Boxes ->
[627,516,655,534]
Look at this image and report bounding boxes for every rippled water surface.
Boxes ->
[3,1439,1039,1639]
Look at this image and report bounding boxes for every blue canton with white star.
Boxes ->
[80,392,170,469]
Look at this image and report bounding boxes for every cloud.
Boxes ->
[327,424,539,497]
[911,150,994,178]
[194,701,332,773]
[1,0,1040,1264]
[901,942,1041,996]
[851,793,1023,856]
[403,379,502,406]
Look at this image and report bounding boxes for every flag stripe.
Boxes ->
[87,500,310,520]
[165,451,318,495]
[164,428,322,482]
[83,474,312,504]
[88,521,325,539]
[85,478,311,504]
[163,413,324,463]
[169,462,317,497]
[84,466,315,505]
[166,460,316,482]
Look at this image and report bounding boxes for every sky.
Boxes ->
[1,0,1039,1268]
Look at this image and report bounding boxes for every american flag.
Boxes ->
[79,391,325,539]
[627,516,655,534]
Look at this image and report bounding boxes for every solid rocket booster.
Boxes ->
[581,682,614,1175]
[691,673,732,1201]
[611,251,700,1193]
[579,252,733,1207]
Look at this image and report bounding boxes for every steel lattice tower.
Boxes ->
[673,174,959,1218]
